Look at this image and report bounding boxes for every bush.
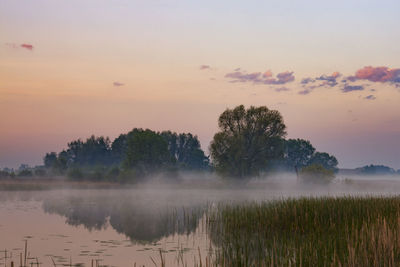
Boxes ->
[34,169,47,177]
[18,169,33,177]
[0,170,10,179]
[67,168,84,181]
[299,164,335,184]
[107,167,120,182]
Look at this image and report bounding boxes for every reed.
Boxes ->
[206,196,400,266]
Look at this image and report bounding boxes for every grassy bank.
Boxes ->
[207,196,400,266]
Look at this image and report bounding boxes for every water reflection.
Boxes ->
[42,191,204,243]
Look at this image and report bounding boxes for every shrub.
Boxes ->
[299,164,335,184]
[0,170,10,179]
[67,168,84,181]
[34,169,47,177]
[18,169,33,177]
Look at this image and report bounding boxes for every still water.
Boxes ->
[1,176,399,266]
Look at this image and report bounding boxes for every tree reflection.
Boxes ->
[42,193,204,243]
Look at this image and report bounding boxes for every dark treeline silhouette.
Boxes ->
[209,105,339,179]
[43,128,209,181]
[9,104,398,182]
[355,165,399,175]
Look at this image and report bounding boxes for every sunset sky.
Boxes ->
[1,0,400,169]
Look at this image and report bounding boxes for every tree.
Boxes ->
[309,152,338,172]
[44,152,58,168]
[356,165,396,175]
[123,128,174,174]
[283,139,316,170]
[299,164,335,184]
[161,131,209,170]
[210,105,286,178]
[111,134,128,164]
[66,136,112,166]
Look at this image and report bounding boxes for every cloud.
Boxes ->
[225,69,295,85]
[113,82,124,87]
[263,70,273,78]
[20,44,33,50]
[315,72,341,87]
[200,65,211,70]
[364,95,376,100]
[275,87,290,92]
[348,66,400,84]
[5,43,34,51]
[298,89,311,95]
[342,84,364,93]
[301,77,315,84]
[299,72,342,95]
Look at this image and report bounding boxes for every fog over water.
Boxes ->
[1,173,400,266]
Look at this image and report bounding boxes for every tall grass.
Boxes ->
[207,196,400,266]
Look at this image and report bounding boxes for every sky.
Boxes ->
[1,0,400,169]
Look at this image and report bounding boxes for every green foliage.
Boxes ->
[299,163,335,184]
[67,135,112,166]
[18,169,33,177]
[0,170,10,179]
[210,105,286,178]
[309,152,339,172]
[160,131,209,170]
[107,166,120,181]
[34,168,47,177]
[284,138,315,169]
[67,168,84,181]
[111,134,128,164]
[356,164,396,175]
[123,129,174,175]
[44,152,58,168]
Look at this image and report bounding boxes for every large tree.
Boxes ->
[210,105,286,178]
[160,131,209,170]
[123,128,174,174]
[283,139,316,170]
[309,152,338,172]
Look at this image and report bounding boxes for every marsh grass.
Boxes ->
[207,196,400,266]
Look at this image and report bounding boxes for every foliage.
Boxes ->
[67,168,84,181]
[18,169,33,177]
[123,129,174,175]
[160,131,209,170]
[44,152,58,168]
[66,135,112,166]
[0,170,10,179]
[356,164,396,175]
[34,168,47,177]
[111,134,128,164]
[309,152,339,172]
[283,139,315,169]
[299,163,335,184]
[210,105,286,178]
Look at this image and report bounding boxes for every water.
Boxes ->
[1,175,399,266]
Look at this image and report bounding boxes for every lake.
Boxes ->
[1,175,399,266]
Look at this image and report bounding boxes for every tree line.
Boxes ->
[32,105,340,182]
[43,129,209,181]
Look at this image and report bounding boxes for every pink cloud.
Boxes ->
[263,70,273,78]
[349,66,400,83]
[225,69,295,85]
[200,65,211,70]
[113,82,124,87]
[5,43,34,51]
[20,44,34,50]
